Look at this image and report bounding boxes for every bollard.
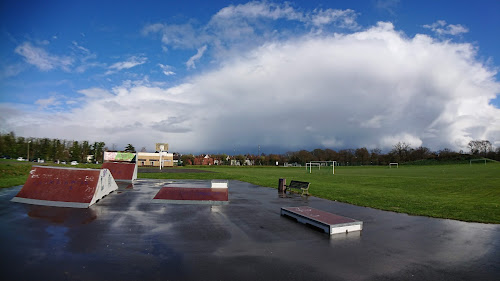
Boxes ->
[278,178,286,193]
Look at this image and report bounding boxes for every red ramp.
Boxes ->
[101,162,137,182]
[11,166,118,208]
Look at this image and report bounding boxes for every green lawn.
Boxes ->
[140,164,500,223]
[0,159,101,188]
[1,159,499,223]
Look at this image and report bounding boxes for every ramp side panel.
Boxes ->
[14,166,101,204]
[89,169,119,206]
[101,162,137,181]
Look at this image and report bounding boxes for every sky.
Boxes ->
[1,0,499,155]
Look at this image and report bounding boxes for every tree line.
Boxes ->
[0,132,106,163]
[2,132,499,165]
[183,140,500,166]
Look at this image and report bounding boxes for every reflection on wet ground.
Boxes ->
[28,205,98,225]
[1,179,499,280]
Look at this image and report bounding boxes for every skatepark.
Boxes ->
[1,168,500,280]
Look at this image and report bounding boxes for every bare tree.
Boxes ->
[370,148,381,165]
[410,146,432,161]
[391,142,411,162]
[468,140,493,156]
[355,147,369,165]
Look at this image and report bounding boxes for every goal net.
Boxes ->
[306,161,336,174]
[389,163,398,168]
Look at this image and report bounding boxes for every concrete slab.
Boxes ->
[281,206,363,234]
[1,179,499,280]
[152,186,229,205]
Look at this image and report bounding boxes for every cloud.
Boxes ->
[210,1,357,28]
[70,41,103,73]
[142,23,204,49]
[186,45,207,69]
[2,21,499,154]
[309,9,358,29]
[143,1,359,55]
[35,96,61,109]
[423,20,469,36]
[381,133,423,148]
[105,56,147,75]
[375,0,400,15]
[14,42,73,71]
[151,116,192,133]
[158,64,175,76]
[0,63,25,79]
[212,1,302,21]
[72,41,90,54]
[77,88,113,99]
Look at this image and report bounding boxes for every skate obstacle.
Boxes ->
[102,151,138,182]
[11,166,118,208]
[281,206,363,235]
[211,179,228,188]
[101,162,137,182]
[152,180,229,205]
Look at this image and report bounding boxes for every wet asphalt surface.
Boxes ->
[1,179,499,281]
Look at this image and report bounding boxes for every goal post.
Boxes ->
[306,163,320,173]
[306,161,336,174]
[389,163,398,168]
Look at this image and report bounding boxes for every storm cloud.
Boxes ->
[2,22,499,153]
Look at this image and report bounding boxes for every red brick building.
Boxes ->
[193,155,214,165]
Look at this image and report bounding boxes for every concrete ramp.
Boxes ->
[11,166,118,208]
[101,162,137,182]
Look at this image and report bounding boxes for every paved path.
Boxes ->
[1,179,499,280]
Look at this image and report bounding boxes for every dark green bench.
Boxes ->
[286,180,310,196]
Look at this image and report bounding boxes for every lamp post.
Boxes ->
[27,141,31,161]
[159,145,164,170]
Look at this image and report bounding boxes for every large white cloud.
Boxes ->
[2,22,499,153]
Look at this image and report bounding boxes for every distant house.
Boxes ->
[173,153,181,166]
[193,154,214,165]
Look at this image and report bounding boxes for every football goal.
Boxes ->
[389,163,399,168]
[306,161,336,174]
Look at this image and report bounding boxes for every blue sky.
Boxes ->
[1,0,499,154]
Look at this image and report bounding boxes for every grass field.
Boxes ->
[140,164,500,223]
[1,159,499,223]
[0,160,101,188]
